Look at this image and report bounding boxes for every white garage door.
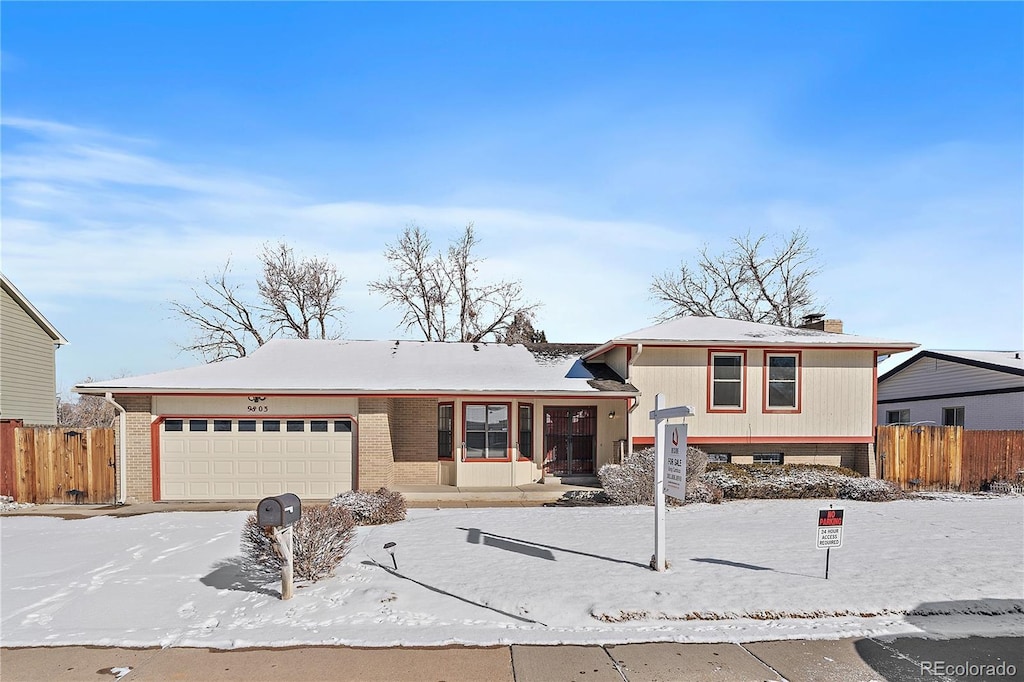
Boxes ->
[160,417,354,500]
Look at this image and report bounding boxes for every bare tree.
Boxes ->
[170,242,346,362]
[369,222,541,342]
[499,311,548,344]
[57,378,120,428]
[651,229,820,327]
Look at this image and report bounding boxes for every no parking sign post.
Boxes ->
[817,506,844,579]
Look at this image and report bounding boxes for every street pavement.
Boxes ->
[2,636,1021,681]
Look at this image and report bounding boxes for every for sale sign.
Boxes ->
[816,508,844,549]
[663,423,687,500]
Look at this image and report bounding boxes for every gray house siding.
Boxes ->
[0,286,60,425]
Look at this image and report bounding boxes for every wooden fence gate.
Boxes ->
[876,425,1024,491]
[0,421,116,504]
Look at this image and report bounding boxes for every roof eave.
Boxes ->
[1,274,68,345]
[75,387,639,397]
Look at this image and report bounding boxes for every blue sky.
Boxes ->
[2,2,1021,394]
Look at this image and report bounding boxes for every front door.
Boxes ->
[543,407,597,476]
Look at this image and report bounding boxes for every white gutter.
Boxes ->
[103,393,128,505]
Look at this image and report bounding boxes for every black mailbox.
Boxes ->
[257,493,302,528]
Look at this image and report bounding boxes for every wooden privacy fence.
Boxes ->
[876,425,1024,491]
[0,421,116,504]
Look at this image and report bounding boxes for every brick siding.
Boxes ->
[357,397,395,489]
[391,398,439,484]
[117,394,153,502]
[702,442,873,475]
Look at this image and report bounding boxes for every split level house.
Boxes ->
[877,349,1024,430]
[1,273,68,426]
[75,316,917,503]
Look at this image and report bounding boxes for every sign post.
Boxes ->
[816,506,844,579]
[649,394,693,572]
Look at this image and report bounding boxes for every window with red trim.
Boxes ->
[438,403,454,460]
[710,352,745,410]
[765,352,800,410]
[464,403,509,459]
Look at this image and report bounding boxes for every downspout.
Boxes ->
[103,393,128,505]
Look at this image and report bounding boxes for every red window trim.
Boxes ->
[462,401,513,462]
[762,350,802,414]
[438,402,455,461]
[707,349,747,413]
[517,403,534,462]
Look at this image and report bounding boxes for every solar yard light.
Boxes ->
[384,542,397,570]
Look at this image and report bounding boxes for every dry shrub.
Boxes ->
[598,447,720,505]
[241,505,356,582]
[702,463,904,502]
[330,487,407,525]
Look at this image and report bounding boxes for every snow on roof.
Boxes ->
[878,349,1024,381]
[585,316,917,359]
[75,339,637,395]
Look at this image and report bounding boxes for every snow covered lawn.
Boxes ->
[2,497,1022,648]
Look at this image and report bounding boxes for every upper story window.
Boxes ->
[765,352,801,411]
[464,403,509,460]
[709,351,746,411]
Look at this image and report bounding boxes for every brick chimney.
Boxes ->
[799,314,843,334]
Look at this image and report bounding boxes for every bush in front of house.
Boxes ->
[329,487,407,525]
[241,504,356,582]
[599,446,720,505]
[701,463,905,502]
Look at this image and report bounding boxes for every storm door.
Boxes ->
[543,407,597,476]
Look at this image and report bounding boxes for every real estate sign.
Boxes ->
[663,423,687,500]
[816,508,844,549]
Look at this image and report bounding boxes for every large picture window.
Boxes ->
[438,403,454,460]
[464,403,510,460]
[709,351,746,411]
[765,352,801,411]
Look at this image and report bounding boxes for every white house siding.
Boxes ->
[877,393,1024,431]
[879,357,1023,398]
[0,288,59,425]
[628,347,876,440]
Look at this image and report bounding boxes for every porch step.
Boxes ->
[540,476,601,487]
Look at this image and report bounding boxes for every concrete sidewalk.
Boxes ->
[0,640,871,682]
[0,483,602,518]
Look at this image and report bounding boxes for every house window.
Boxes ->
[164,419,183,432]
[753,453,784,465]
[310,420,328,433]
[238,420,257,432]
[710,351,745,410]
[438,403,454,460]
[189,419,208,432]
[263,420,281,432]
[765,352,800,410]
[886,410,909,425]
[943,407,965,427]
[707,453,731,463]
[334,420,352,432]
[213,419,232,432]
[464,403,509,459]
[287,420,305,432]
[519,405,533,461]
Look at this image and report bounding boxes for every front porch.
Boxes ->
[391,481,603,507]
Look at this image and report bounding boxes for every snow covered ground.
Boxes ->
[1,497,1022,648]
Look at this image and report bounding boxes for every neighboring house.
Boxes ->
[75,317,915,503]
[0,273,68,425]
[877,350,1024,430]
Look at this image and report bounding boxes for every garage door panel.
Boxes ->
[162,417,355,501]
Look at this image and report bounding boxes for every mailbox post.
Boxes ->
[257,493,302,600]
